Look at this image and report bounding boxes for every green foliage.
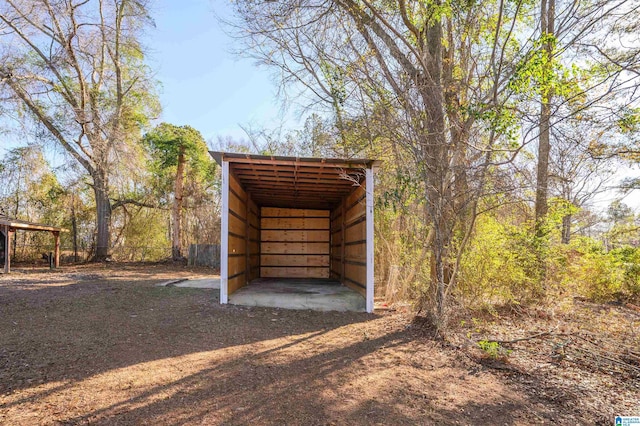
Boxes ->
[508,35,585,102]
[548,197,579,225]
[562,243,624,302]
[143,123,216,202]
[116,208,170,261]
[143,123,212,176]
[617,107,640,133]
[477,340,511,359]
[457,214,542,306]
[613,247,640,299]
[558,240,640,302]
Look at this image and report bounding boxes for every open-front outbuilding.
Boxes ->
[212,152,377,313]
[0,216,68,273]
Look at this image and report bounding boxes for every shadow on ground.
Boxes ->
[0,265,588,425]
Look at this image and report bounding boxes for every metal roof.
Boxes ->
[0,216,68,233]
[210,152,377,210]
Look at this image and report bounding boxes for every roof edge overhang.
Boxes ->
[210,151,380,168]
[0,217,69,233]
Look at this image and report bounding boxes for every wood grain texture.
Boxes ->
[261,217,330,230]
[228,235,246,255]
[261,242,329,254]
[261,207,329,217]
[261,254,330,267]
[260,267,330,278]
[228,212,246,236]
[228,273,246,294]
[261,230,330,242]
[345,221,366,243]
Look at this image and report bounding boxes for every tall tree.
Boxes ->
[0,0,158,260]
[143,123,214,261]
[534,0,555,233]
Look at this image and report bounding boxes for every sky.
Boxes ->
[146,0,297,144]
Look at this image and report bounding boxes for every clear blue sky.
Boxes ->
[147,0,295,144]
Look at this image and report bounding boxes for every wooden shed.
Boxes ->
[212,152,377,313]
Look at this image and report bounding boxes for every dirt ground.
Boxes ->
[0,264,638,425]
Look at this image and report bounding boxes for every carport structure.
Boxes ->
[0,216,67,273]
[212,152,377,313]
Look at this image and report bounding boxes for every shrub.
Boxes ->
[560,241,640,302]
[457,215,540,307]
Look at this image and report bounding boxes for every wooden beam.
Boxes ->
[223,156,370,169]
[234,170,360,183]
[251,192,343,200]
[232,168,360,181]
[53,231,60,269]
[0,219,67,233]
[242,181,354,191]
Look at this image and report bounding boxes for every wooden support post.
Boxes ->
[6,228,13,274]
[53,231,60,269]
[2,225,8,274]
[340,198,346,282]
[220,160,229,304]
[366,167,375,313]
[257,207,261,276]
[245,192,251,284]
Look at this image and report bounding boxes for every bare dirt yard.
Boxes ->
[1,264,638,425]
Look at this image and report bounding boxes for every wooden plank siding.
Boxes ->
[227,172,249,295]
[262,208,329,218]
[260,208,330,278]
[329,205,343,280]
[247,195,261,281]
[330,185,367,296]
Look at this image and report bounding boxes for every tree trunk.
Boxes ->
[561,214,571,244]
[93,173,112,261]
[535,99,551,232]
[71,193,78,262]
[423,14,454,331]
[534,0,555,235]
[172,147,186,261]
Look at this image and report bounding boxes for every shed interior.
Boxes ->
[214,152,375,311]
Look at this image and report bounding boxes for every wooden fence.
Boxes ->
[188,244,220,268]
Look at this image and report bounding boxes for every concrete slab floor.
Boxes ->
[229,278,366,312]
[156,278,220,289]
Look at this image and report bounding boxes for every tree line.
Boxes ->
[1,0,639,332]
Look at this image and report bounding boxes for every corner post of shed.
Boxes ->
[365,166,375,313]
[220,159,230,304]
[2,225,9,274]
[53,231,60,268]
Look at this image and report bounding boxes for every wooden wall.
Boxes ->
[260,207,330,278]
[330,185,367,296]
[227,172,260,295]
[248,196,260,282]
